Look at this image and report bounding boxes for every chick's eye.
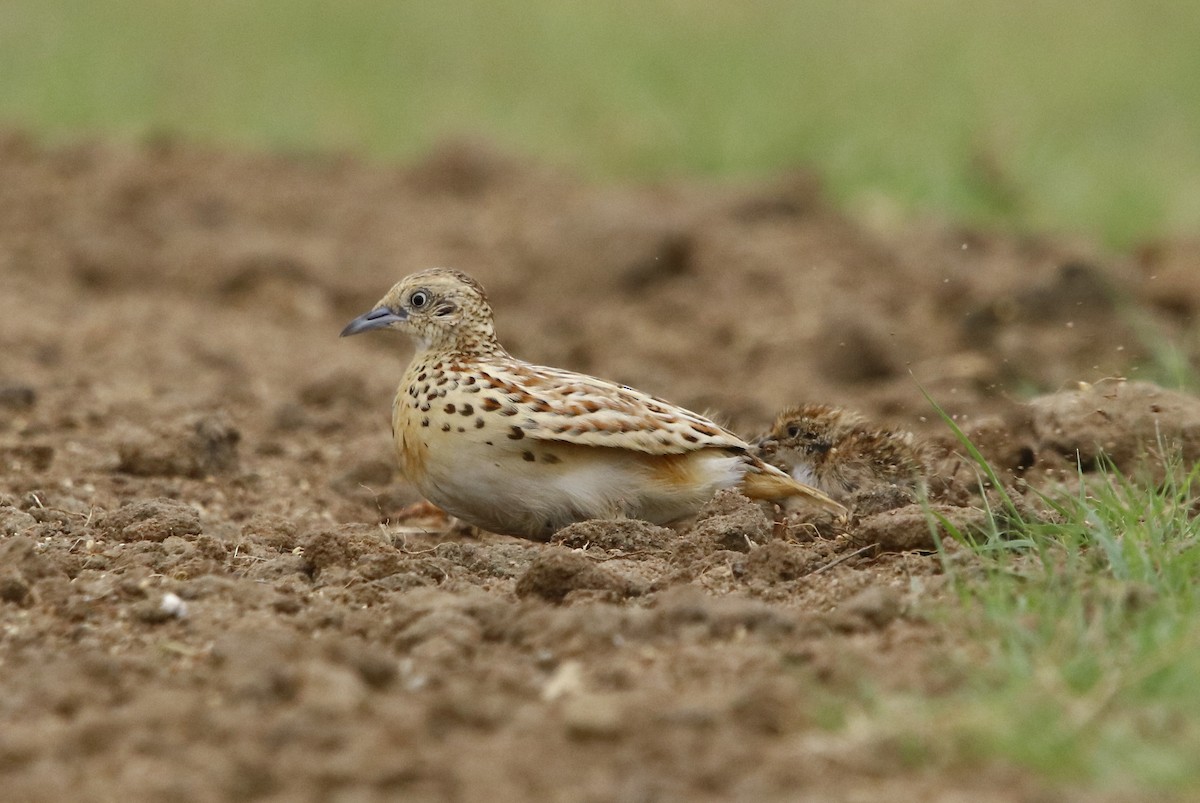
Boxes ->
[785,425,800,439]
[409,291,429,308]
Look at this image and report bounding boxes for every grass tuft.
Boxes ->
[903,409,1200,792]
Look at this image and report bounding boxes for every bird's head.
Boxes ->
[757,403,864,468]
[340,268,502,355]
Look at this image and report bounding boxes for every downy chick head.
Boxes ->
[756,403,865,477]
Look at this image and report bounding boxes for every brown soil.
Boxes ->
[2,132,1197,801]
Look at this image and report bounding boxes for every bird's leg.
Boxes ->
[771,503,789,541]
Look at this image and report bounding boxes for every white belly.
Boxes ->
[415,439,745,540]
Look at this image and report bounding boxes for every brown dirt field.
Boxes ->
[1,132,1198,801]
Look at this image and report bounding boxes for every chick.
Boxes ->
[755,403,928,513]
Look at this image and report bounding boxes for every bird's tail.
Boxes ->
[740,456,847,515]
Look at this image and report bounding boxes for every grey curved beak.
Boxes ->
[340,307,406,337]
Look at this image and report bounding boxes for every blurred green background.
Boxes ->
[3,0,1198,247]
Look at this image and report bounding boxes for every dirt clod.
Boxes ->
[116,412,241,478]
[515,549,639,603]
[552,518,677,553]
[835,585,903,630]
[0,505,38,535]
[0,444,54,473]
[730,676,810,735]
[93,498,202,542]
[0,537,56,606]
[1028,380,1200,475]
[300,526,392,579]
[0,571,31,604]
[688,489,772,552]
[735,540,813,584]
[854,504,986,553]
[0,382,37,410]
[561,692,628,740]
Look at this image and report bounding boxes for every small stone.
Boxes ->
[541,660,585,702]
[132,600,175,624]
[159,592,189,619]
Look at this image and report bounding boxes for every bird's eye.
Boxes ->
[786,424,800,439]
[410,291,429,309]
